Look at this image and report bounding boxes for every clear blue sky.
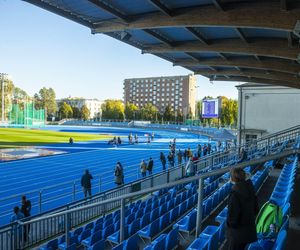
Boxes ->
[0,0,239,100]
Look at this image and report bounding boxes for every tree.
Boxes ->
[34,87,57,118]
[124,102,139,120]
[163,104,174,121]
[58,102,73,119]
[101,99,125,120]
[140,103,158,121]
[81,105,90,121]
[71,106,81,119]
[12,87,29,103]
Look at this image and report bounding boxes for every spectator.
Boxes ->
[183,149,188,162]
[187,147,192,158]
[81,169,93,198]
[114,162,124,186]
[21,196,31,242]
[151,132,154,141]
[147,136,151,144]
[11,206,24,249]
[69,137,73,144]
[238,148,248,163]
[117,137,122,145]
[160,152,166,171]
[197,144,202,157]
[207,143,212,154]
[203,144,208,156]
[140,160,147,177]
[167,152,175,167]
[147,157,154,175]
[217,141,222,151]
[227,167,258,250]
[177,149,183,165]
[134,134,138,144]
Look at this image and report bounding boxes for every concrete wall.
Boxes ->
[237,84,300,144]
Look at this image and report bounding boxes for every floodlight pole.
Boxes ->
[1,73,6,123]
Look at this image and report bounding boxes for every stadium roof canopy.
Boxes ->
[24,0,300,88]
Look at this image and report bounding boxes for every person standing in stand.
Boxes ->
[160,152,166,171]
[20,196,31,242]
[81,169,93,198]
[147,157,154,175]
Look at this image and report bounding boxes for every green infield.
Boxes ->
[0,128,109,147]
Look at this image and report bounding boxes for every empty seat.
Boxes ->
[187,236,209,250]
[169,206,179,222]
[167,199,175,211]
[72,227,83,237]
[129,219,140,235]
[179,200,188,215]
[150,207,159,222]
[102,224,114,239]
[88,239,105,250]
[125,214,135,225]
[144,234,166,250]
[39,238,58,250]
[58,236,78,250]
[159,203,167,216]
[78,229,91,243]
[82,230,102,248]
[201,225,220,250]
[135,209,144,220]
[140,213,151,228]
[165,226,179,250]
[174,209,196,234]
[107,226,129,244]
[273,230,287,250]
[159,212,170,231]
[138,219,160,239]
[84,222,94,231]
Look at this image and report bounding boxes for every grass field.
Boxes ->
[0,127,109,147]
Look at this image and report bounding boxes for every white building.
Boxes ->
[57,98,103,119]
[236,83,300,145]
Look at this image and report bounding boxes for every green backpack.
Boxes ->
[256,201,283,234]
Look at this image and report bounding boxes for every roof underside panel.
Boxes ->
[163,0,214,9]
[105,0,158,15]
[241,28,288,39]
[42,0,115,21]
[194,27,238,40]
[154,27,197,42]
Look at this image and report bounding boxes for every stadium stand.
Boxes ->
[0,126,299,250]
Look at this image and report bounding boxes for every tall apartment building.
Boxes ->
[123,74,197,117]
[57,98,103,119]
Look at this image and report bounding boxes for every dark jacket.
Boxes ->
[81,173,93,189]
[160,154,166,164]
[227,179,259,250]
[21,200,31,217]
[147,159,154,171]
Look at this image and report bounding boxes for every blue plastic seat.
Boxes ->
[167,199,175,210]
[175,209,196,233]
[114,214,120,223]
[84,222,94,231]
[102,224,114,239]
[103,218,113,228]
[129,219,140,235]
[159,212,170,231]
[143,234,166,250]
[201,225,220,250]
[179,200,188,215]
[78,229,91,243]
[82,230,102,248]
[140,213,151,228]
[169,206,179,222]
[131,206,139,213]
[105,214,113,221]
[125,213,135,225]
[272,230,287,250]
[159,203,167,216]
[87,239,105,250]
[39,238,58,250]
[159,197,165,206]
[92,223,102,234]
[114,220,120,231]
[138,219,160,239]
[181,191,187,201]
[58,236,78,250]
[135,209,144,220]
[187,236,209,250]
[152,200,159,210]
[175,195,182,206]
[165,226,179,250]
[65,243,76,250]
[107,226,129,244]
[144,205,152,214]
[150,207,159,222]
[72,227,83,237]
[95,217,103,225]
[124,234,139,250]
[215,207,228,224]
[113,210,120,218]
[187,197,194,209]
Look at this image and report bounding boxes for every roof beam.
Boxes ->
[88,0,129,22]
[142,39,300,61]
[209,76,299,89]
[92,3,300,33]
[23,0,94,28]
[174,58,300,75]
[197,69,300,84]
[185,27,209,45]
[142,29,172,46]
[148,0,173,16]
[235,28,248,43]
[212,0,225,11]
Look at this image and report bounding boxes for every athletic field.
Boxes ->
[0,126,212,225]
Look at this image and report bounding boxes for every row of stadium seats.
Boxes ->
[187,162,272,250]
[247,156,298,250]
[39,165,231,250]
